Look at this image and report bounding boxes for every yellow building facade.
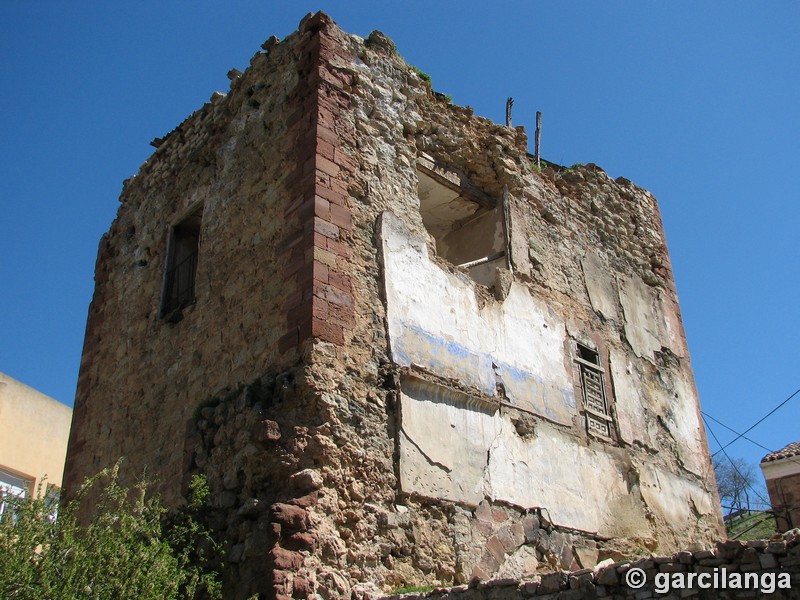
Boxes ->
[0,373,72,514]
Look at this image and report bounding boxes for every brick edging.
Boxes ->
[279,12,356,353]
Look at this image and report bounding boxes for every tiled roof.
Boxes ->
[762,441,800,463]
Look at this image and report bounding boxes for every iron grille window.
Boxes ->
[160,206,202,319]
[576,343,612,438]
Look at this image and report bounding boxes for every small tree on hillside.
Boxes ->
[713,455,759,517]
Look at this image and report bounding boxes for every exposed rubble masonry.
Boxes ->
[64,12,724,599]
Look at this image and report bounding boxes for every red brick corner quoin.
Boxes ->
[279,13,356,353]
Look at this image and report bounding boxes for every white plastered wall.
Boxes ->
[382,210,719,541]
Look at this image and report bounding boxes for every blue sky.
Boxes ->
[2,2,797,480]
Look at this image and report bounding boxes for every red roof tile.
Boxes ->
[762,441,800,463]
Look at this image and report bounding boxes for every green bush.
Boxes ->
[411,66,432,84]
[0,462,221,599]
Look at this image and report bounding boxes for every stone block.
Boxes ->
[497,525,524,554]
[630,559,654,570]
[289,492,319,508]
[290,468,323,490]
[470,564,491,582]
[767,540,788,555]
[574,545,598,569]
[522,515,540,542]
[271,502,309,531]
[271,547,304,570]
[487,535,507,565]
[222,469,239,490]
[328,202,352,231]
[313,216,339,240]
[312,260,329,284]
[716,539,745,560]
[292,576,310,598]
[327,303,355,328]
[316,155,339,178]
[315,185,348,207]
[251,419,282,442]
[568,569,593,589]
[475,500,493,522]
[284,532,317,552]
[697,557,726,567]
[485,577,518,587]
[328,270,351,292]
[325,237,352,260]
[537,572,567,594]
[740,547,759,564]
[312,317,344,344]
[492,507,509,523]
[595,565,619,586]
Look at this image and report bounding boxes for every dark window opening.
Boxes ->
[575,343,612,439]
[416,156,508,287]
[577,344,600,365]
[160,206,202,320]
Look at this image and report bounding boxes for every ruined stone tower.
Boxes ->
[64,12,723,598]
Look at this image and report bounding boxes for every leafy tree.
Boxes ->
[0,462,221,600]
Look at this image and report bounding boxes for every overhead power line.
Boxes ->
[703,413,776,456]
[703,411,800,470]
[702,415,771,508]
[710,387,800,458]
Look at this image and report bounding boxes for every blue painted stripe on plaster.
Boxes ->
[393,322,494,394]
[392,321,576,420]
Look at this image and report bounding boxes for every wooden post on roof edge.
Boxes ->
[535,111,542,169]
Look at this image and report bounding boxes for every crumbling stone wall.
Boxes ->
[381,530,800,599]
[65,17,322,507]
[301,12,721,591]
[66,12,723,599]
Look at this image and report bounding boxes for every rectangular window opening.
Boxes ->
[416,158,507,288]
[575,343,613,439]
[160,205,202,320]
[0,467,32,521]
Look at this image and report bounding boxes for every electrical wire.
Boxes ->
[703,412,800,470]
[703,415,772,508]
[710,387,800,458]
